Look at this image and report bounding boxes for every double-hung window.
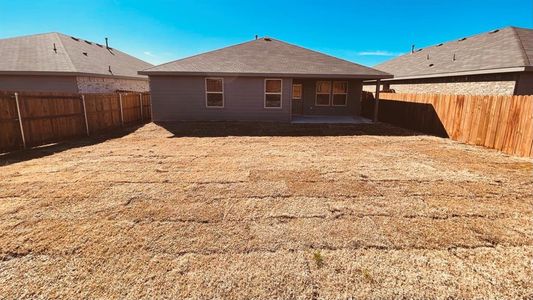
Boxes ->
[205,78,224,108]
[315,81,331,106]
[316,81,348,106]
[265,79,282,108]
[332,81,348,106]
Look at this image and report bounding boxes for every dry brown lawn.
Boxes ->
[0,122,532,299]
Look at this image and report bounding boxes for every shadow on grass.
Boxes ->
[1,122,423,166]
[158,121,421,138]
[0,125,144,167]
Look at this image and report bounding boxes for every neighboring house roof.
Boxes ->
[375,26,533,80]
[140,37,392,79]
[0,32,153,79]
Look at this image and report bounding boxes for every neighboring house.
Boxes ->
[139,37,391,122]
[365,26,533,95]
[0,32,153,93]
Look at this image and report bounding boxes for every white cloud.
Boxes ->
[356,51,402,57]
[143,51,156,57]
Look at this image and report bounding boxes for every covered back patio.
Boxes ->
[290,77,385,123]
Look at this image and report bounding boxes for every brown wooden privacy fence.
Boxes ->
[362,92,533,157]
[0,91,151,153]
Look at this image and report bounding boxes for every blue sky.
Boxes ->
[0,0,531,66]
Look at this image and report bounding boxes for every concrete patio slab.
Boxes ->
[291,115,372,124]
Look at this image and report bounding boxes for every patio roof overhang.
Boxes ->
[362,66,530,83]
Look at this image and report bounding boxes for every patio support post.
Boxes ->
[373,79,381,122]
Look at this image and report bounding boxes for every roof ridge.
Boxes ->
[374,26,520,68]
[142,38,257,72]
[403,26,516,54]
[54,33,78,73]
[508,26,533,30]
[0,32,59,41]
[57,33,153,71]
[267,38,389,75]
[510,27,531,66]
[143,37,389,76]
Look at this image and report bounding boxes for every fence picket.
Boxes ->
[519,97,533,157]
[364,92,533,157]
[0,91,151,154]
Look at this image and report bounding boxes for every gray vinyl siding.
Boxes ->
[0,75,79,93]
[150,76,292,122]
[294,79,362,115]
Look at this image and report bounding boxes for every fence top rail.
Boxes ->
[376,92,533,100]
[0,90,81,97]
[0,90,151,98]
[82,93,121,97]
[19,94,82,100]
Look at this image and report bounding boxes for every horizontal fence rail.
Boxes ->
[362,92,533,158]
[0,91,151,154]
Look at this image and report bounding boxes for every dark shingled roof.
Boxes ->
[375,26,533,80]
[140,37,391,79]
[0,32,153,79]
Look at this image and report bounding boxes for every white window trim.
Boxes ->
[292,83,302,100]
[205,77,224,108]
[332,81,348,107]
[264,78,283,109]
[315,81,331,106]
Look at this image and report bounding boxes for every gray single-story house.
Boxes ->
[139,37,391,122]
[0,32,153,93]
[365,26,533,95]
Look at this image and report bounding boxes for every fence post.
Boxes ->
[81,94,90,136]
[14,92,27,149]
[373,79,381,122]
[119,93,124,127]
[149,94,153,122]
[139,93,143,122]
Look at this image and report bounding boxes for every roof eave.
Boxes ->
[138,71,393,79]
[364,66,528,82]
[0,71,149,81]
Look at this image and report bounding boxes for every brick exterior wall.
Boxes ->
[363,73,519,95]
[364,81,516,95]
[76,76,149,93]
